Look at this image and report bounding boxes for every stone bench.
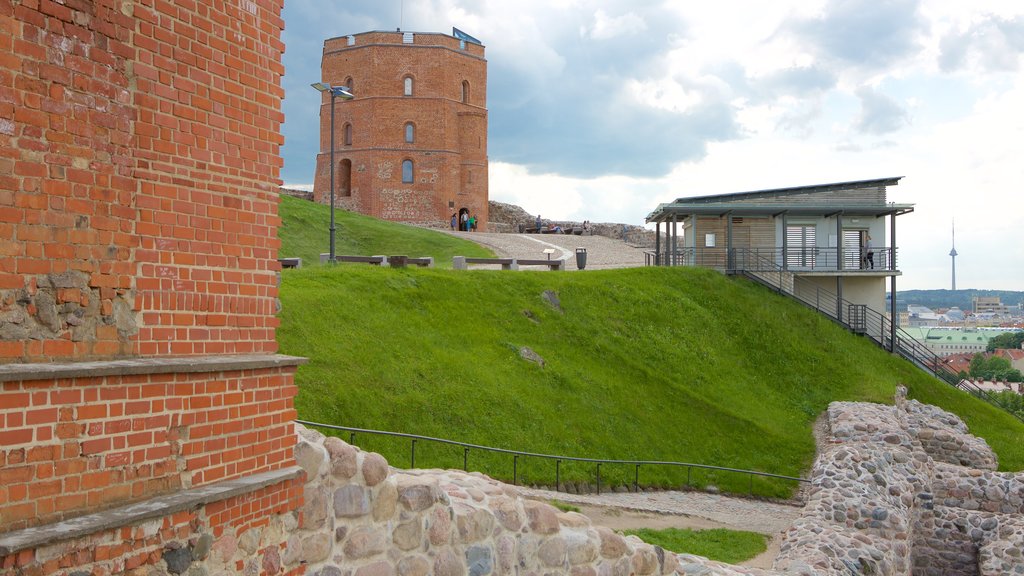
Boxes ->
[332,255,387,265]
[516,258,565,271]
[454,256,517,270]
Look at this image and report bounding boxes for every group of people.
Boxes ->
[533,215,593,235]
[451,212,478,232]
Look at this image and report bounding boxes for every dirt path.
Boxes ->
[520,488,801,569]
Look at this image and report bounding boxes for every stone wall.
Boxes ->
[773,389,1024,576]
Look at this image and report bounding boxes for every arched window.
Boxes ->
[461,80,470,103]
[403,76,413,96]
[404,122,414,143]
[345,76,354,93]
[343,123,352,146]
[401,159,414,183]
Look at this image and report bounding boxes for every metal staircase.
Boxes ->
[727,249,1024,422]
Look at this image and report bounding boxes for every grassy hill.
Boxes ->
[277,194,494,266]
[277,266,1024,498]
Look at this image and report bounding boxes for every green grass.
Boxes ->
[549,500,581,513]
[621,527,768,564]
[277,264,1024,498]
[277,193,494,267]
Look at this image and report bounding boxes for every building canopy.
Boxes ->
[646,177,914,224]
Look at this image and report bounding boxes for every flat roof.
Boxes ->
[646,177,913,223]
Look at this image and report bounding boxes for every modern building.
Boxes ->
[645,177,913,317]
[974,296,1011,316]
[313,30,489,228]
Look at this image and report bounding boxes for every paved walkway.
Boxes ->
[444,231,649,270]
[517,487,801,536]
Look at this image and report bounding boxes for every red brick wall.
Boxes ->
[0,0,286,362]
[0,474,304,576]
[313,31,489,228]
[0,365,297,531]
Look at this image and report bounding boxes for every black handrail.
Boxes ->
[296,420,809,496]
[731,249,1024,422]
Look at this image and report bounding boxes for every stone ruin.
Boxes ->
[9,388,1020,576]
[172,386,1021,576]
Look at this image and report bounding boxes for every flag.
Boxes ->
[452,27,482,45]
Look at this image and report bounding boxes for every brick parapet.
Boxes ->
[0,357,302,533]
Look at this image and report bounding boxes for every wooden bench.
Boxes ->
[516,258,565,271]
[404,257,434,268]
[277,257,301,269]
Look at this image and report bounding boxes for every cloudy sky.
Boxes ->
[280,0,1024,291]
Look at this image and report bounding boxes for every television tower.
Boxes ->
[949,220,957,291]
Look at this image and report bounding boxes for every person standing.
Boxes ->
[535,214,542,231]
[865,235,875,269]
[468,214,476,232]
[460,211,468,231]
[450,213,457,231]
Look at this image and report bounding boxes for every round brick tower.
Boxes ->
[314,31,489,229]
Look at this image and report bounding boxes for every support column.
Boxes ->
[781,212,788,270]
[671,214,678,267]
[655,221,661,265]
[837,277,843,323]
[726,212,734,271]
[836,214,843,271]
[691,214,697,267]
[890,213,897,352]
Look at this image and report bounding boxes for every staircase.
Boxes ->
[728,249,1024,423]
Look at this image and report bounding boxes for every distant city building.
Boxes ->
[974,296,1011,316]
[313,30,489,228]
[901,327,1014,357]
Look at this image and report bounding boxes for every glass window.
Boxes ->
[402,160,413,183]
[343,123,352,146]
[405,122,414,143]
[404,76,413,96]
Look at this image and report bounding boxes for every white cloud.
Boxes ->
[583,9,647,40]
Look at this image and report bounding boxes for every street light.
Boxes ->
[311,82,354,262]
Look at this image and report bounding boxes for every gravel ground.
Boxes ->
[444,231,649,270]
[518,487,801,536]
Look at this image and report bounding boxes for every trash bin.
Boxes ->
[575,248,587,270]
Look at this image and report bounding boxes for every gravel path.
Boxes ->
[517,487,801,536]
[444,231,649,270]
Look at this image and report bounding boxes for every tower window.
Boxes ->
[404,122,414,143]
[345,76,354,93]
[343,123,352,146]
[404,76,413,96]
[461,80,470,103]
[402,160,414,183]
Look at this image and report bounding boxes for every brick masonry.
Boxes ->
[1,0,286,362]
[1,1,304,575]
[313,31,490,229]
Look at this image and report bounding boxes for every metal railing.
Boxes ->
[296,420,808,496]
[646,247,898,272]
[731,250,1024,422]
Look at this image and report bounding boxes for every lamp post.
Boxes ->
[311,82,354,262]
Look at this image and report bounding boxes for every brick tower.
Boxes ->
[313,31,489,229]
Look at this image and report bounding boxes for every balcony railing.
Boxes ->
[645,247,898,272]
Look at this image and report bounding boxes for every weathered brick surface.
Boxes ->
[313,31,489,229]
[0,366,298,531]
[0,474,304,576]
[1,0,287,362]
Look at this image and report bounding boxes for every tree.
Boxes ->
[969,353,986,378]
[987,331,1024,352]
